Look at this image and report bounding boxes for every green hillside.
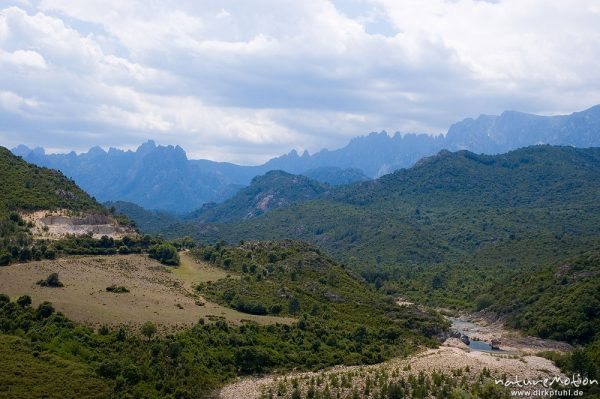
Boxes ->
[185,170,330,223]
[0,240,446,398]
[159,145,600,389]
[0,146,133,265]
[193,240,444,333]
[335,145,600,208]
[162,146,600,307]
[489,251,600,392]
[0,147,104,215]
[493,251,600,345]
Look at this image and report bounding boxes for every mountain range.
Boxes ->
[12,104,600,211]
[157,145,600,313]
[3,141,600,393]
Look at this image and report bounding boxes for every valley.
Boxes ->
[4,4,600,397]
[2,143,600,398]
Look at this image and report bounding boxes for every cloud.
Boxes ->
[1,0,599,163]
[1,49,47,69]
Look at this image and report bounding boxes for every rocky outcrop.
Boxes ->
[460,335,471,346]
[22,210,135,239]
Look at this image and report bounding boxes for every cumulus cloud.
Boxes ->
[0,0,599,163]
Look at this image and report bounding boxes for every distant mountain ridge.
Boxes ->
[12,104,600,211]
[13,141,243,212]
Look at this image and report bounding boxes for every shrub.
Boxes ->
[44,247,57,260]
[269,304,283,314]
[141,321,157,341]
[106,285,130,293]
[149,243,180,266]
[16,295,32,308]
[97,359,120,379]
[37,272,64,287]
[235,347,273,373]
[288,297,300,315]
[474,294,494,311]
[234,300,267,315]
[0,250,11,266]
[36,301,54,319]
[116,327,127,341]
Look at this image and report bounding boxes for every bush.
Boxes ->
[17,295,32,308]
[269,304,283,314]
[149,243,180,266]
[37,272,64,287]
[44,247,57,260]
[235,347,273,373]
[141,321,157,341]
[0,250,12,266]
[36,301,54,319]
[288,297,300,315]
[475,294,494,311]
[234,300,267,315]
[106,285,130,293]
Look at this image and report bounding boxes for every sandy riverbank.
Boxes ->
[218,337,565,399]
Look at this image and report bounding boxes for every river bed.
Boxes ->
[448,316,506,353]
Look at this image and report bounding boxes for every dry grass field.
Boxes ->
[0,253,293,330]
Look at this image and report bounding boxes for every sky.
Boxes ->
[1,0,600,164]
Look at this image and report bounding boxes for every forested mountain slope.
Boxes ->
[184,171,330,223]
[163,145,600,308]
[0,147,104,214]
[0,146,133,265]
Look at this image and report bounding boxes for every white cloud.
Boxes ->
[0,90,38,113]
[1,49,47,69]
[0,0,599,163]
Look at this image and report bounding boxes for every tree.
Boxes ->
[141,321,157,342]
[431,274,444,289]
[288,297,300,315]
[235,347,273,373]
[0,250,11,266]
[99,235,114,248]
[149,243,180,266]
[173,236,196,250]
[37,272,64,287]
[17,295,32,308]
[36,302,54,319]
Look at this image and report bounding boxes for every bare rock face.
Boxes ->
[22,210,136,239]
[443,337,469,350]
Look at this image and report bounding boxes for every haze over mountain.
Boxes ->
[12,104,600,212]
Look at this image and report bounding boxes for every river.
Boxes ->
[448,316,506,353]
